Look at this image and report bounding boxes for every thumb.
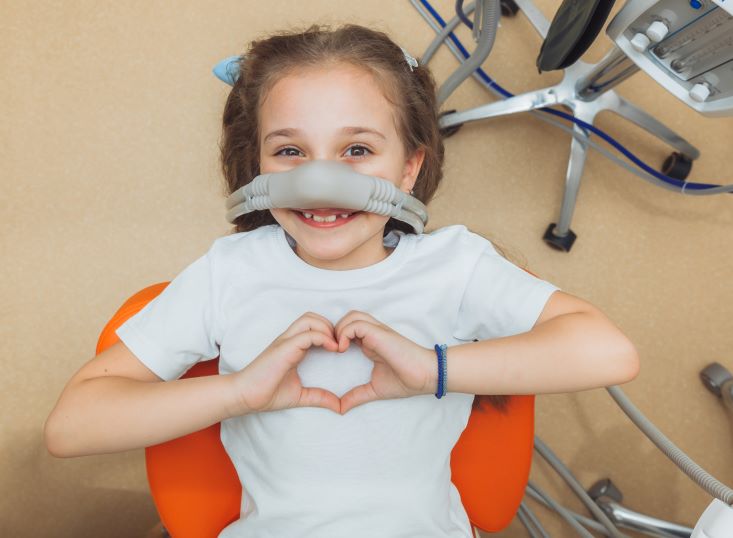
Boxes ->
[339,383,378,415]
[297,386,341,414]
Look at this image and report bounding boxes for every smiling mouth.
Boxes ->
[293,209,363,226]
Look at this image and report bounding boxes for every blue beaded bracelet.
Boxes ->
[434,344,447,399]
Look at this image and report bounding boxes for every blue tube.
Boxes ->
[455,0,474,30]
[418,0,727,192]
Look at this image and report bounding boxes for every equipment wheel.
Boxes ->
[700,362,733,398]
[661,152,693,181]
[588,478,623,503]
[500,0,520,16]
[543,223,576,252]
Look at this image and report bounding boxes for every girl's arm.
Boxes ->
[444,291,640,395]
[44,341,243,458]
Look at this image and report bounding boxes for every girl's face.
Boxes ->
[259,63,425,270]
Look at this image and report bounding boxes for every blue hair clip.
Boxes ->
[212,55,242,86]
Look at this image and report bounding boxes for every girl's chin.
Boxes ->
[294,242,360,264]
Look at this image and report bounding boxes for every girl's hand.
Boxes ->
[229,312,342,415]
[334,311,437,414]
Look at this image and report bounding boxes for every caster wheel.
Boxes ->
[439,109,463,138]
[662,152,693,181]
[588,478,623,503]
[543,223,576,252]
[700,362,733,398]
[500,0,520,16]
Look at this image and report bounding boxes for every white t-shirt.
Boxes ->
[116,223,559,538]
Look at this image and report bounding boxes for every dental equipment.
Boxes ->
[224,160,429,234]
[417,0,733,251]
[607,0,733,117]
[412,0,733,197]
[506,373,733,538]
[437,0,501,105]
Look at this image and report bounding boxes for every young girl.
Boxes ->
[45,24,639,538]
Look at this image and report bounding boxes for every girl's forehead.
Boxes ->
[260,64,399,138]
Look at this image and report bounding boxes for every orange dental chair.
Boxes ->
[96,283,535,537]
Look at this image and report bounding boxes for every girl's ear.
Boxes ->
[400,147,426,193]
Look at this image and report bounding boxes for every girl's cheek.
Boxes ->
[259,156,283,174]
[349,159,388,177]
[367,164,403,185]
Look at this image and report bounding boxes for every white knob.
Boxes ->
[630,32,651,52]
[690,83,711,102]
[646,21,669,42]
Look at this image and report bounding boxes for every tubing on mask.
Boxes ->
[225,160,429,234]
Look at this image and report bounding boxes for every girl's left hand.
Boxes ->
[334,311,437,414]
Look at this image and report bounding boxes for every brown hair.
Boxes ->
[218,23,507,413]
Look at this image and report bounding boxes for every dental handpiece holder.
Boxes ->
[225,160,429,234]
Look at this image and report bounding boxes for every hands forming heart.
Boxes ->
[333,310,437,414]
[230,311,439,417]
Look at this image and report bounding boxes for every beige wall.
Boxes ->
[3,1,732,536]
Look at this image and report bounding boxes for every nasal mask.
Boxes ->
[225,160,429,234]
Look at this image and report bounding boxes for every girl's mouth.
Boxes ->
[293,210,362,228]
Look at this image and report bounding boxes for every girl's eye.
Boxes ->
[276,147,303,157]
[344,145,371,158]
[275,146,370,158]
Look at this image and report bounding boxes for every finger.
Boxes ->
[339,383,378,414]
[298,387,342,414]
[333,310,376,339]
[333,310,358,337]
[284,330,339,367]
[337,320,375,352]
[281,316,337,343]
[303,330,339,352]
[294,315,335,338]
[300,311,336,330]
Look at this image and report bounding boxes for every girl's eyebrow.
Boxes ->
[263,126,386,143]
[340,126,386,140]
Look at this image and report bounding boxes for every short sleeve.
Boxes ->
[115,247,220,381]
[452,244,560,341]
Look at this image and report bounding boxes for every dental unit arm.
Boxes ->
[224,160,429,234]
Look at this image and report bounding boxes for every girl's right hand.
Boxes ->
[228,312,342,415]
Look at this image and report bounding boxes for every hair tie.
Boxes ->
[400,47,418,72]
[212,55,242,86]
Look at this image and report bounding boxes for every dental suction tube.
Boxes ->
[225,160,429,234]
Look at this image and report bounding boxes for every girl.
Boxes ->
[45,24,639,538]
